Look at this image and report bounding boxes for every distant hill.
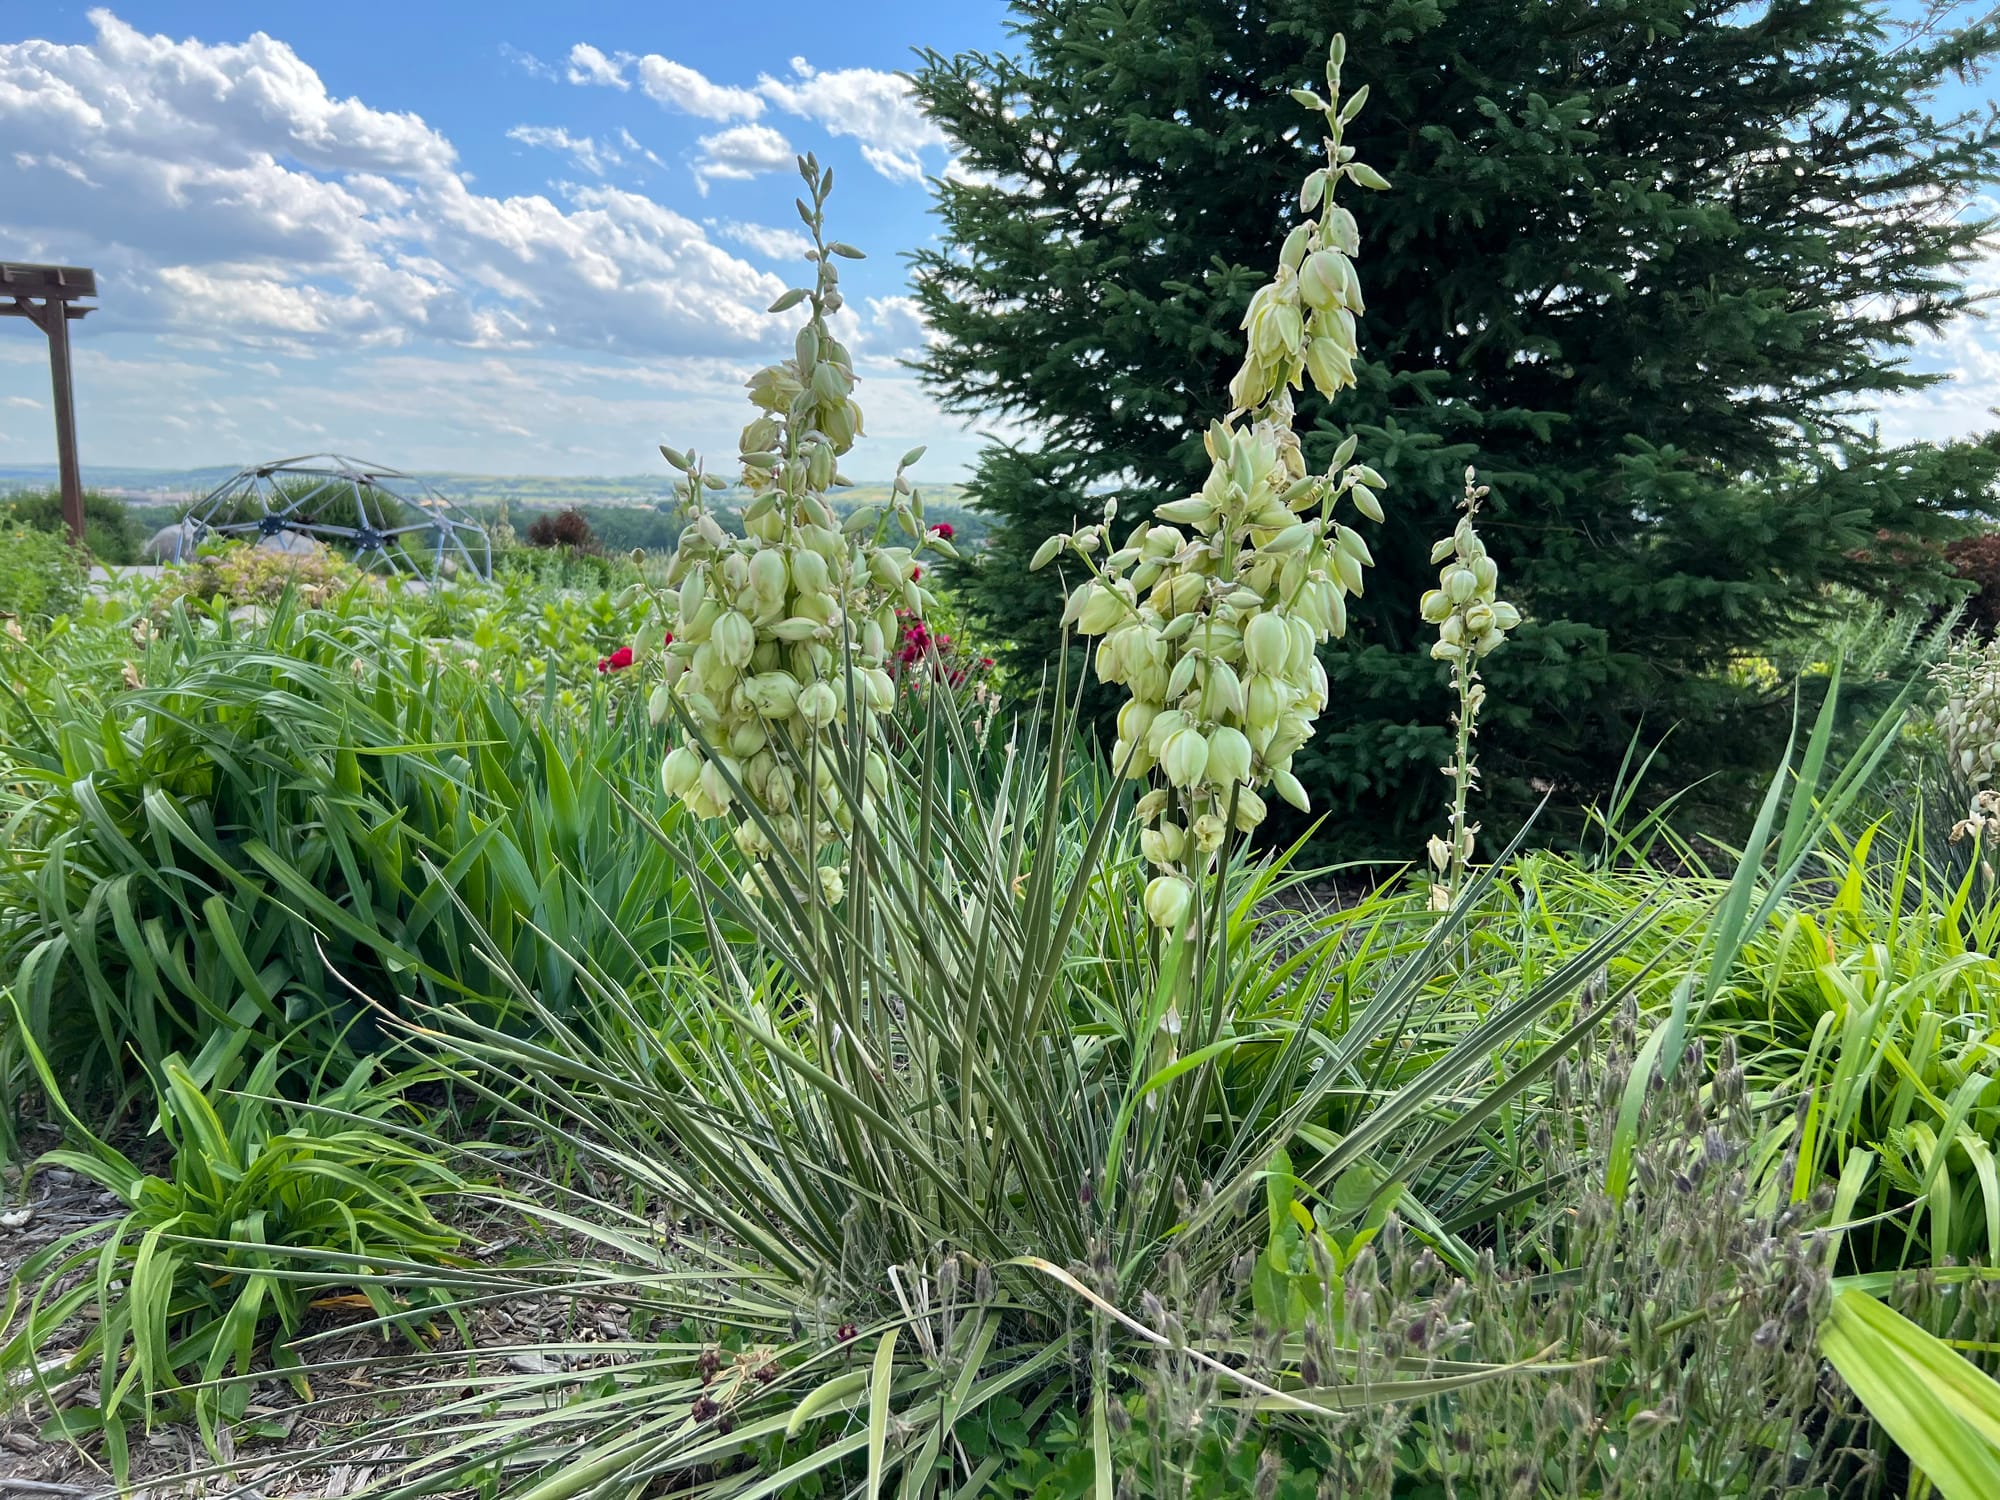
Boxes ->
[0,465,988,548]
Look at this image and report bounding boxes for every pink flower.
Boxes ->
[935,523,954,540]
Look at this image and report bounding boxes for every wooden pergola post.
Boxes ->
[1,263,97,544]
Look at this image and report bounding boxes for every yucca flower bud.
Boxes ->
[712,610,755,668]
[663,745,703,799]
[797,680,839,729]
[1244,612,1291,674]
[1206,726,1252,788]
[1192,814,1226,854]
[1144,874,1194,930]
[1154,497,1212,526]
[1232,787,1268,832]
[698,759,737,813]
[749,547,788,600]
[1140,823,1186,868]
[745,671,801,719]
[1146,710,1190,758]
[1076,584,1128,635]
[735,820,773,861]
[1119,698,1160,747]
[1161,727,1210,788]
[1299,250,1345,311]
[1272,767,1310,812]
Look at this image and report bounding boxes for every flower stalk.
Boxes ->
[1421,468,1518,908]
[1032,34,1391,927]
[648,155,953,903]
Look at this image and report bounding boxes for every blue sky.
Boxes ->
[1,4,1996,483]
[0,3,1010,481]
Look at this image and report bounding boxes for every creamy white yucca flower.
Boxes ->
[648,155,953,902]
[1423,468,1519,908]
[1934,635,2000,786]
[1030,35,1390,924]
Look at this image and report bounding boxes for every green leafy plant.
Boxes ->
[0,1041,465,1476]
[0,589,698,1111]
[154,537,372,611]
[1,487,144,566]
[0,521,88,624]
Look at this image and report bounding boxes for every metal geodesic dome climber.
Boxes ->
[180,454,491,581]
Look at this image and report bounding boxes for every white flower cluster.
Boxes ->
[1933,635,2000,786]
[1419,472,1519,666]
[1030,36,1389,929]
[653,156,952,904]
[1422,469,1519,907]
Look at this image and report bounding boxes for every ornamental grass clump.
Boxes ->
[1422,469,1519,907]
[651,155,955,903]
[1031,35,1389,926]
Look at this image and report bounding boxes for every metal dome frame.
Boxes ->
[181,453,491,581]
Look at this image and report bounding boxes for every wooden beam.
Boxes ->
[0,264,96,300]
[1,265,96,546]
[43,296,85,544]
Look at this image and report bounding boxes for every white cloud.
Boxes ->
[0,11,788,358]
[507,124,620,177]
[866,294,932,358]
[692,123,793,192]
[500,44,556,81]
[564,42,627,90]
[1876,229,2000,447]
[710,219,814,262]
[618,128,664,169]
[756,58,947,183]
[634,54,764,122]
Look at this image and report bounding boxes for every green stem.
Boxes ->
[1445,651,1477,909]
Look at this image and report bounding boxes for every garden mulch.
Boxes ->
[2,1134,640,1499]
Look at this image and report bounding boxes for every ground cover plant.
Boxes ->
[8,22,2000,1500]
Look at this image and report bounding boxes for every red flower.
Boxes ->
[935,523,954,540]
[910,564,923,581]
[980,657,995,670]
[663,630,674,646]
[598,645,635,673]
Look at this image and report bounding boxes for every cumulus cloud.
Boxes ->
[866,295,932,357]
[756,58,947,183]
[564,42,627,90]
[0,11,787,357]
[692,123,794,192]
[507,124,620,176]
[710,219,815,262]
[634,54,764,122]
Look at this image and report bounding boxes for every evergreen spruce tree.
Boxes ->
[912,0,2000,852]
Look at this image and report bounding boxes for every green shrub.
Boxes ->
[0,522,87,623]
[153,537,371,611]
[1,487,143,566]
